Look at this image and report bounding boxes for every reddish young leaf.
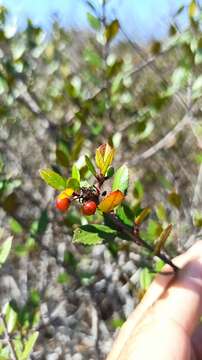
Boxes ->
[98,190,124,213]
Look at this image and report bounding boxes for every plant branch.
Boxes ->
[131,112,190,165]
[127,46,175,78]
[119,23,188,112]
[107,213,179,272]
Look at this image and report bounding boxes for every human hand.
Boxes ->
[107,241,202,360]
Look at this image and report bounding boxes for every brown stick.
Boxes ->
[107,212,179,272]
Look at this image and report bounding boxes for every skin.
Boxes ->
[107,241,202,360]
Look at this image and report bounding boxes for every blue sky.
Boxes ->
[0,0,191,43]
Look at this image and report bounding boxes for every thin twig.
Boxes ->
[119,24,188,112]
[107,213,179,272]
[128,46,175,78]
[132,113,190,165]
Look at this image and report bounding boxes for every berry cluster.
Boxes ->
[55,186,99,216]
[40,143,125,216]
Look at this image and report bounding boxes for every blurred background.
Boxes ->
[0,0,202,359]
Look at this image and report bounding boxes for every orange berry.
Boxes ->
[82,200,97,216]
[55,196,70,212]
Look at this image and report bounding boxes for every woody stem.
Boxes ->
[107,212,179,272]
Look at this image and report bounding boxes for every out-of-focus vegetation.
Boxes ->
[1,0,202,358]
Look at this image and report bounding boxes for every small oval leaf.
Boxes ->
[0,237,12,266]
[85,155,97,176]
[72,164,80,183]
[105,19,119,43]
[154,224,173,255]
[21,332,39,360]
[167,192,181,209]
[73,227,103,245]
[87,12,101,30]
[39,168,66,191]
[189,0,197,18]
[135,207,151,226]
[66,177,80,190]
[112,164,129,194]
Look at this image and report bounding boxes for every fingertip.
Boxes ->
[155,256,202,335]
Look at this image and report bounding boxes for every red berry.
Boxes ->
[55,196,70,212]
[82,200,97,216]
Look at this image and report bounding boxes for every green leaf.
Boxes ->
[72,164,80,183]
[133,180,144,201]
[37,210,49,235]
[39,168,66,191]
[111,317,125,329]
[158,175,173,190]
[105,19,119,43]
[194,152,202,164]
[21,332,39,360]
[15,237,37,257]
[85,155,97,176]
[66,177,80,190]
[56,143,70,168]
[106,166,114,178]
[9,218,23,235]
[195,49,202,64]
[64,251,77,268]
[154,224,173,255]
[193,210,202,227]
[155,202,167,222]
[0,76,8,95]
[170,67,190,93]
[116,203,134,226]
[13,339,23,359]
[101,144,115,175]
[112,164,129,194]
[0,237,12,266]
[87,12,101,30]
[155,259,165,272]
[73,228,102,245]
[175,5,184,16]
[57,272,70,284]
[141,220,163,243]
[84,48,102,67]
[150,41,161,54]
[15,244,28,257]
[139,268,153,290]
[0,346,9,359]
[73,224,116,245]
[189,0,197,18]
[85,224,117,238]
[3,303,17,333]
[167,192,181,209]
[95,146,105,172]
[192,75,202,99]
[135,207,151,225]
[29,290,40,307]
